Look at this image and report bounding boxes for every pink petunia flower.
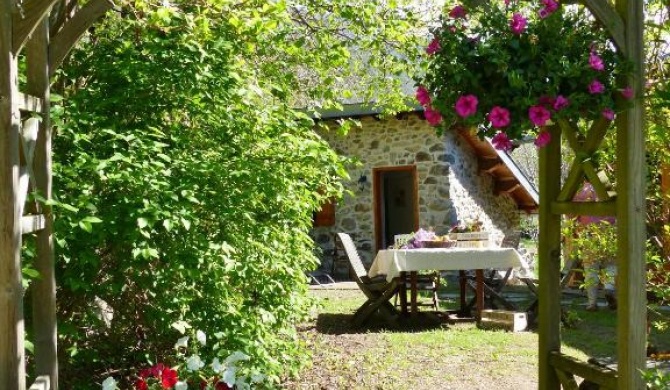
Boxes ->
[454,94,478,118]
[589,51,605,71]
[488,106,511,128]
[621,86,634,99]
[528,105,551,127]
[449,5,467,19]
[424,107,443,126]
[588,80,605,94]
[602,108,615,120]
[416,86,431,106]
[426,37,441,55]
[504,0,510,5]
[534,130,552,148]
[510,13,527,35]
[542,0,559,12]
[492,132,514,151]
[553,95,569,111]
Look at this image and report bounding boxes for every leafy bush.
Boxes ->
[48,2,347,387]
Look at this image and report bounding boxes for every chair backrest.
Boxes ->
[336,233,368,280]
[393,233,413,248]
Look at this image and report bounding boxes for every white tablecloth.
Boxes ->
[368,248,525,282]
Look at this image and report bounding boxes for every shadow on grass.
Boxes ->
[314,311,449,335]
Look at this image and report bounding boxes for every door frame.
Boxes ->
[373,165,420,251]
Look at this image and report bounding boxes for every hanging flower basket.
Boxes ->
[414,0,633,150]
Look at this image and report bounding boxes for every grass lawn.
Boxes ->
[281,282,670,390]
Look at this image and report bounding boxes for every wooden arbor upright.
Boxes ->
[537,0,646,389]
[1,1,113,389]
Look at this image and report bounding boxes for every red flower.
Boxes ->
[534,131,552,148]
[528,105,551,127]
[135,379,149,390]
[139,368,152,379]
[424,107,443,126]
[426,37,441,55]
[215,382,233,390]
[161,367,179,389]
[491,132,514,151]
[449,5,467,19]
[487,106,510,128]
[151,363,165,378]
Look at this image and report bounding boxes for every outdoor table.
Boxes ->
[369,247,524,319]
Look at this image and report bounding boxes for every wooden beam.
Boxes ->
[479,157,503,174]
[615,0,647,386]
[11,0,60,54]
[21,215,46,234]
[49,0,115,76]
[17,92,44,113]
[549,352,618,389]
[1,1,27,388]
[551,200,617,217]
[554,369,579,390]
[27,20,59,390]
[582,0,627,56]
[495,180,520,195]
[538,124,562,390]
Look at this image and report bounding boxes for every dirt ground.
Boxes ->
[281,288,541,390]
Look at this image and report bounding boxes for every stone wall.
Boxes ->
[311,113,520,279]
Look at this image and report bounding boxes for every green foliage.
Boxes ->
[416,1,630,142]
[46,0,422,386]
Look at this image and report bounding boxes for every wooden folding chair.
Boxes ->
[337,233,401,327]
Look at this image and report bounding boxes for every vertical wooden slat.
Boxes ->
[27,19,58,390]
[1,1,27,388]
[538,124,562,390]
[615,0,647,387]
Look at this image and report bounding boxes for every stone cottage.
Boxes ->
[311,107,538,280]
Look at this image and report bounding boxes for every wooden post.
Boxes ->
[615,0,646,388]
[27,19,58,390]
[538,124,562,390]
[0,1,26,388]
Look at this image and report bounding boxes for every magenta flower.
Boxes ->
[424,107,443,126]
[416,86,431,106]
[588,80,605,94]
[621,86,634,99]
[454,95,478,118]
[492,132,514,151]
[504,0,510,5]
[509,13,527,35]
[528,105,551,127]
[488,106,511,128]
[602,108,615,120]
[538,0,558,18]
[426,37,441,55]
[534,130,552,148]
[449,5,467,19]
[553,95,569,111]
[589,52,605,71]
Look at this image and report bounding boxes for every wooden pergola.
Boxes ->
[0,0,645,389]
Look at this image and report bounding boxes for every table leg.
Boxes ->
[476,269,484,320]
[399,272,408,315]
[459,270,466,314]
[410,271,418,316]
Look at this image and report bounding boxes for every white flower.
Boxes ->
[186,354,205,372]
[101,377,117,390]
[250,372,265,383]
[174,381,188,390]
[196,330,206,346]
[174,336,189,349]
[211,357,224,374]
[225,351,250,365]
[222,366,238,387]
